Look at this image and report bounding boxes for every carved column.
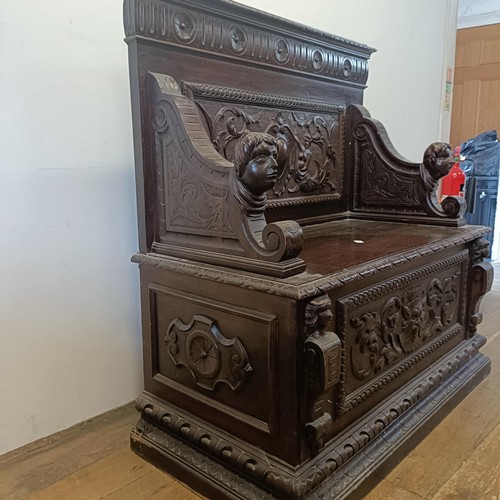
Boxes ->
[468,238,494,334]
[304,294,341,455]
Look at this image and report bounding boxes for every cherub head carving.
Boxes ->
[234,132,279,196]
[423,142,454,181]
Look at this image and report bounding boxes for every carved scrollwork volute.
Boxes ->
[165,315,253,391]
[303,294,340,455]
[420,142,466,218]
[229,131,304,263]
[468,238,494,334]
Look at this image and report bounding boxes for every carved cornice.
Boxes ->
[183,81,345,113]
[124,0,374,87]
[132,225,490,300]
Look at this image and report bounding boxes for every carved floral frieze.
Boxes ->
[349,272,460,382]
[193,98,343,201]
[337,253,468,399]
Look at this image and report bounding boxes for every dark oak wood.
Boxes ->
[123,1,494,498]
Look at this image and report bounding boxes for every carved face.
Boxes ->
[424,142,454,180]
[363,328,380,353]
[317,305,333,330]
[240,142,279,195]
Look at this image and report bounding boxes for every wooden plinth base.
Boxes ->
[131,344,490,500]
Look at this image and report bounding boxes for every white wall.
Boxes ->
[0,0,458,454]
[458,0,500,28]
[0,0,142,454]
[240,0,459,161]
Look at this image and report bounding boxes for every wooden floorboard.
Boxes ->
[1,261,499,500]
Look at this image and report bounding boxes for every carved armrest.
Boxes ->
[148,72,305,277]
[346,104,466,226]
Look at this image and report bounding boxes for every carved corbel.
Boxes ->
[468,238,494,334]
[304,294,341,455]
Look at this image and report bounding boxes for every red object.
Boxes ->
[441,161,465,197]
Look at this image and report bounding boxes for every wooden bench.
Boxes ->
[123,0,493,497]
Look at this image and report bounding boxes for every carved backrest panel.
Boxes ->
[124,0,376,251]
[183,82,345,213]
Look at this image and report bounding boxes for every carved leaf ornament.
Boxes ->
[350,273,460,381]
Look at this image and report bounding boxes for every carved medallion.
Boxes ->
[165,315,253,391]
[172,11,196,42]
[342,58,353,78]
[312,50,324,71]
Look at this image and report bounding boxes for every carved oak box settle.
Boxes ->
[123,1,493,498]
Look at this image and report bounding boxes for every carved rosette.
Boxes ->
[304,294,341,455]
[468,237,494,334]
[360,148,421,206]
[165,315,253,391]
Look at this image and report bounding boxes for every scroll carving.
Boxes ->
[192,95,343,202]
[468,237,494,333]
[304,294,340,455]
[230,131,304,263]
[347,104,466,225]
[336,253,468,404]
[349,272,460,382]
[360,149,420,206]
[165,315,253,391]
[162,136,232,234]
